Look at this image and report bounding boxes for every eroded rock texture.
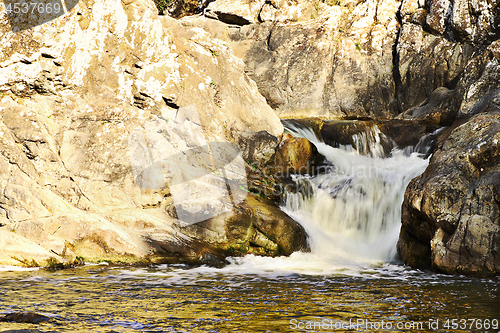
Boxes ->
[191,0,401,119]
[398,104,500,275]
[0,0,309,267]
[396,0,500,275]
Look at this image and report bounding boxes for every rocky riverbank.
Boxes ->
[184,0,500,275]
[394,0,500,275]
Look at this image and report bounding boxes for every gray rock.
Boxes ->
[397,0,500,275]
[396,87,460,126]
[396,23,472,113]
[198,0,401,119]
[398,103,500,275]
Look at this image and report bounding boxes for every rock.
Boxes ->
[273,135,325,175]
[397,0,500,275]
[320,120,392,157]
[194,0,400,118]
[395,0,500,113]
[378,120,441,152]
[237,130,279,165]
[180,193,310,256]
[398,106,500,275]
[396,23,472,113]
[456,41,500,119]
[240,4,399,119]
[318,119,440,157]
[0,0,308,267]
[205,0,265,25]
[0,312,51,324]
[0,228,66,267]
[161,0,200,18]
[204,0,319,24]
[396,87,460,126]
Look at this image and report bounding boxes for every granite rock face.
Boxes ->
[194,0,401,119]
[396,0,500,113]
[398,103,500,275]
[0,0,310,267]
[396,0,500,275]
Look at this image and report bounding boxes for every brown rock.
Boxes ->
[274,135,325,175]
[180,193,310,257]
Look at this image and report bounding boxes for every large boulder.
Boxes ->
[0,0,310,267]
[273,134,325,175]
[397,0,500,275]
[180,193,310,257]
[398,105,500,275]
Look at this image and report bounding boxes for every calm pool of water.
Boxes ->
[0,263,498,332]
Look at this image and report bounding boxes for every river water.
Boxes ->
[0,122,499,332]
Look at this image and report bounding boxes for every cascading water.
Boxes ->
[282,121,429,266]
[219,120,431,276]
[2,122,498,333]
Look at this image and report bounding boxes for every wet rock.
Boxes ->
[378,120,441,151]
[398,106,500,275]
[274,135,325,175]
[0,312,51,324]
[180,193,309,256]
[146,236,230,267]
[319,119,441,157]
[320,121,391,154]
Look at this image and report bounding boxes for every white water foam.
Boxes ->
[210,121,430,276]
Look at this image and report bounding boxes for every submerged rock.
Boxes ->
[0,312,51,324]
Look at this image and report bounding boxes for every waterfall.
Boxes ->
[214,120,432,276]
[282,121,429,264]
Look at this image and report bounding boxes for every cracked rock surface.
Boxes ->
[0,0,309,267]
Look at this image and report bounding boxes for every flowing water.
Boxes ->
[1,121,499,332]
